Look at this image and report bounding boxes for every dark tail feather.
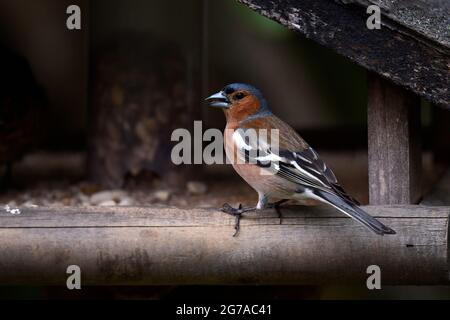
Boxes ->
[314,190,396,235]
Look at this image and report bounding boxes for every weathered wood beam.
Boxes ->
[350,0,449,48]
[367,74,422,204]
[237,0,450,108]
[0,205,448,285]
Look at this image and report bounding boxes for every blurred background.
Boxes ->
[0,0,447,299]
[0,0,375,197]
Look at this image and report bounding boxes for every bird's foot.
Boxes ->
[267,199,289,225]
[221,203,256,237]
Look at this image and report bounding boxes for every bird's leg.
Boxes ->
[256,192,268,210]
[221,203,256,237]
[268,199,289,224]
[221,194,284,236]
[221,192,267,236]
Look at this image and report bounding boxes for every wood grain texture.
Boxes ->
[368,74,422,205]
[0,205,448,285]
[351,0,450,48]
[237,0,450,107]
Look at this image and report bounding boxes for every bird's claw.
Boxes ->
[268,199,288,225]
[264,205,283,224]
[276,207,282,225]
[221,203,245,237]
[221,203,243,215]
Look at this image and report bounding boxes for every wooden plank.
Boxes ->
[0,205,448,285]
[237,0,450,107]
[368,74,422,204]
[0,205,449,226]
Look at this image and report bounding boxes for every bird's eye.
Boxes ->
[234,92,246,100]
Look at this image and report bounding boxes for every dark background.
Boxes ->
[0,0,445,300]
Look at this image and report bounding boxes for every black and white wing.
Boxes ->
[277,147,360,206]
[232,129,395,235]
[233,128,352,198]
[276,148,395,235]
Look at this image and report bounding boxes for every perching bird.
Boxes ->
[206,83,395,236]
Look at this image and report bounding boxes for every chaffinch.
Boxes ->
[206,83,395,236]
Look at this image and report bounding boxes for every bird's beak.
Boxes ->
[205,91,230,109]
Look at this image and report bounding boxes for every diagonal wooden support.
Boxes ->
[237,0,450,107]
[368,74,422,205]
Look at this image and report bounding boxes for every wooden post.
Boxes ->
[367,74,422,205]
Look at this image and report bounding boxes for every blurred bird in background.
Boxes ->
[0,45,46,189]
[206,83,395,236]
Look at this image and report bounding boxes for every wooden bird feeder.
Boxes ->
[0,0,449,287]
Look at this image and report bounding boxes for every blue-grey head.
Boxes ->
[205,83,271,121]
